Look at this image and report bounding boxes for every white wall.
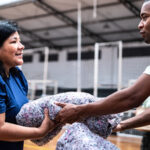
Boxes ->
[22,45,150,90]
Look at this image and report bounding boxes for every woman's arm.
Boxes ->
[55,73,150,124]
[0,109,55,141]
[113,108,150,132]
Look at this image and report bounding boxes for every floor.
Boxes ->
[108,135,141,150]
[24,129,142,150]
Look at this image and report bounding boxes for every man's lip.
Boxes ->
[140,32,145,37]
[140,31,145,34]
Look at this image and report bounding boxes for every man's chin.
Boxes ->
[144,39,150,44]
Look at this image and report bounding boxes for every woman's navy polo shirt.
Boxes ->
[0,67,29,150]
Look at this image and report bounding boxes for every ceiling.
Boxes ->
[0,0,144,50]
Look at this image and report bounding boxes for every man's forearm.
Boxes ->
[120,108,150,130]
[79,88,141,117]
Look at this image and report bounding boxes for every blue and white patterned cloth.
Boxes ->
[16,92,120,149]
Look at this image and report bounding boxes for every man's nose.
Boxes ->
[138,20,144,30]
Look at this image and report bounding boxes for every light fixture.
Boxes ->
[44,31,50,36]
[103,23,110,29]
[0,0,33,7]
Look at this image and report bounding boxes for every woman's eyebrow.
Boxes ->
[10,36,20,40]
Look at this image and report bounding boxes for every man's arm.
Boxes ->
[78,73,150,117]
[113,108,150,131]
[56,73,150,123]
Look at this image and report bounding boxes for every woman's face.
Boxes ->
[0,31,24,70]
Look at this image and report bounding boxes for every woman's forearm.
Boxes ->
[0,109,55,142]
[0,122,55,141]
[0,123,41,141]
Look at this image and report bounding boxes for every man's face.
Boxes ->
[138,2,150,43]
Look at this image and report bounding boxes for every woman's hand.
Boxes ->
[37,108,55,138]
[55,102,81,124]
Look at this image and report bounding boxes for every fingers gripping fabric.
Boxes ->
[16,92,121,148]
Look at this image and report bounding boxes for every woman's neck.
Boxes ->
[3,65,10,78]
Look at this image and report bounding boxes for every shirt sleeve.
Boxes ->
[0,76,6,113]
[143,66,150,75]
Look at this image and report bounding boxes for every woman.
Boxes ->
[0,20,55,150]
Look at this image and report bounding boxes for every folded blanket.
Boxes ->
[16,92,121,147]
[56,123,119,150]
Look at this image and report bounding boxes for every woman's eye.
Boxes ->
[11,41,17,43]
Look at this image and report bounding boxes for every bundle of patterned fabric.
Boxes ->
[57,123,119,150]
[16,92,120,149]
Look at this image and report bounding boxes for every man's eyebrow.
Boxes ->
[141,12,145,16]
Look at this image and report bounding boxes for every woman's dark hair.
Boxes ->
[0,20,18,47]
[0,20,19,79]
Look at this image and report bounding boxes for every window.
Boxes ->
[39,54,59,62]
[23,55,33,63]
[67,50,101,61]
[123,47,150,57]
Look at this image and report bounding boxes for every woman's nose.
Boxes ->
[18,42,25,50]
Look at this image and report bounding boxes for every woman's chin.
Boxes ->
[16,60,23,66]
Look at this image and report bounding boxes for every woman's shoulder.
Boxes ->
[11,67,25,78]
[0,75,6,94]
[10,67,27,86]
[11,67,28,93]
[0,75,5,85]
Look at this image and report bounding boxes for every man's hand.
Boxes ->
[112,124,123,132]
[55,102,81,124]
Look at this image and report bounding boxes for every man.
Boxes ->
[55,0,150,132]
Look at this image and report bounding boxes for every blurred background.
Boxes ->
[1,0,150,149]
